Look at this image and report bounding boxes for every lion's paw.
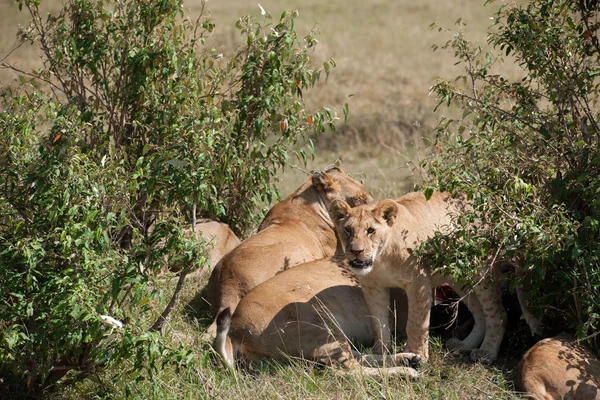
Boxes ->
[446,338,468,351]
[394,352,424,369]
[408,353,424,369]
[404,367,420,379]
[469,349,496,364]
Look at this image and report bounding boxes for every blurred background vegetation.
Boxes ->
[0,0,524,199]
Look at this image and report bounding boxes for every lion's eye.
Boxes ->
[367,227,375,235]
[352,196,366,206]
[344,227,353,235]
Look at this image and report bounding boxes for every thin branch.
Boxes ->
[0,40,27,64]
[0,62,66,95]
[149,194,198,333]
[28,5,69,98]
[448,87,575,170]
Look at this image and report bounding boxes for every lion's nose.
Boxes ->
[350,248,363,256]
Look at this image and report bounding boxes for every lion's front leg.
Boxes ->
[361,284,392,354]
[405,276,432,359]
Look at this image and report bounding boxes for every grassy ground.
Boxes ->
[55,273,527,400]
[190,0,525,198]
[1,0,532,398]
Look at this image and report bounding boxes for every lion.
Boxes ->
[195,219,241,270]
[517,334,600,400]
[329,192,507,363]
[213,256,420,377]
[205,168,373,338]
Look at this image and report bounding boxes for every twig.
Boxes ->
[149,194,197,333]
[0,62,65,95]
[453,241,505,307]
[0,41,26,64]
[573,276,582,326]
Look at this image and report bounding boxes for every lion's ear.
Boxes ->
[329,199,351,223]
[375,199,399,227]
[325,166,343,174]
[311,171,335,193]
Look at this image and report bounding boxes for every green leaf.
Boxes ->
[167,159,188,168]
[424,187,434,200]
[323,61,330,80]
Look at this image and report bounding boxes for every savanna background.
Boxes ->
[0,0,523,199]
[2,0,592,398]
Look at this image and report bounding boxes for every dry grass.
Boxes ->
[0,0,525,198]
[198,0,512,117]
[187,0,525,197]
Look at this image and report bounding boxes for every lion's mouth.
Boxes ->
[350,259,373,269]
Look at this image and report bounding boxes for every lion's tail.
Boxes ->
[213,308,236,368]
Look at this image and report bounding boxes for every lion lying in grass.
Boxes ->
[159,219,240,278]
[518,334,600,400]
[195,219,241,270]
[213,256,419,377]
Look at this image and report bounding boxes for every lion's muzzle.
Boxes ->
[349,258,373,270]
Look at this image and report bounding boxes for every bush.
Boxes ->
[422,0,600,349]
[0,0,336,396]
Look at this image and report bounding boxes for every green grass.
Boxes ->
[76,358,520,400]
[51,272,527,399]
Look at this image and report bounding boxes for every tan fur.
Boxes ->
[194,219,241,269]
[205,168,373,339]
[330,192,506,363]
[213,257,419,377]
[517,334,600,400]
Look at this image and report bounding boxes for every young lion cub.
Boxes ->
[330,192,506,363]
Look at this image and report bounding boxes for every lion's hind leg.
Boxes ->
[320,342,420,378]
[469,278,506,364]
[338,350,420,378]
[340,364,420,378]
[434,275,486,353]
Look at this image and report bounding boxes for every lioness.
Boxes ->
[205,168,373,338]
[195,219,241,270]
[330,192,506,363]
[213,256,419,377]
[517,334,600,400]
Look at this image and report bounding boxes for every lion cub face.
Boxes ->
[330,199,399,277]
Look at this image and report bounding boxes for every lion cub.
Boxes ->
[517,334,600,400]
[330,192,506,363]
